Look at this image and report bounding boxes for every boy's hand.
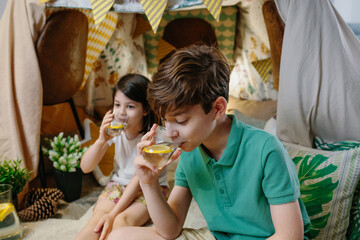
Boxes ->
[134,124,159,185]
[134,124,182,185]
[98,110,114,143]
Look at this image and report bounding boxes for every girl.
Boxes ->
[75,74,168,240]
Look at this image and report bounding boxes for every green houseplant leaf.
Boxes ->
[42,132,88,173]
[0,158,32,196]
[293,154,339,238]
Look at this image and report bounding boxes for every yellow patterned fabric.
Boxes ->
[140,0,167,33]
[202,0,223,22]
[251,58,272,83]
[82,13,148,114]
[132,14,152,38]
[229,0,277,101]
[46,8,117,89]
[143,6,237,74]
[156,38,176,61]
[90,0,115,28]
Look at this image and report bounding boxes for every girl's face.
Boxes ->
[113,90,147,134]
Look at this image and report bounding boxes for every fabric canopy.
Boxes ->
[275,0,360,147]
[0,0,45,177]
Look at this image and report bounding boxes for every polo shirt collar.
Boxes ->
[199,115,243,166]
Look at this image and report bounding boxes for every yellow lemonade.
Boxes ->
[143,143,174,169]
[106,123,126,137]
[0,203,22,240]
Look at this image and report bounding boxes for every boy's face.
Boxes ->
[164,104,216,152]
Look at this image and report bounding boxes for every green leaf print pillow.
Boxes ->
[313,137,360,240]
[284,142,360,240]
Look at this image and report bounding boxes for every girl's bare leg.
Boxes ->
[108,226,165,240]
[96,201,151,239]
[112,201,150,228]
[74,199,115,240]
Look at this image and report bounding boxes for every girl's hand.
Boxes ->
[99,110,114,143]
[94,213,115,240]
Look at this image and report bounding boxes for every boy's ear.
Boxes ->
[213,96,227,119]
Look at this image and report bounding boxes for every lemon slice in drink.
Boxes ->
[143,144,172,154]
[0,203,15,222]
[108,124,125,129]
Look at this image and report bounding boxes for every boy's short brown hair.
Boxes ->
[148,44,230,118]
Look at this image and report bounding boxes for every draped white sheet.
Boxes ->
[0,0,45,176]
[275,0,360,147]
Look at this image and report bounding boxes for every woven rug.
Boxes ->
[22,174,102,239]
[21,162,206,239]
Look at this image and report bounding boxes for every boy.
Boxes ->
[108,44,311,240]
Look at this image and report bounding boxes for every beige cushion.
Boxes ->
[284,142,360,239]
[226,96,277,121]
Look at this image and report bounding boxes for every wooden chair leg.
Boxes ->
[39,144,47,188]
[67,98,85,139]
[263,0,285,91]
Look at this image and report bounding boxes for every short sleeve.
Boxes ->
[262,136,300,205]
[174,157,189,188]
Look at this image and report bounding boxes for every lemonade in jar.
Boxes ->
[0,184,22,240]
[106,109,127,137]
[142,126,179,169]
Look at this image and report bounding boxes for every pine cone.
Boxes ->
[18,196,57,221]
[24,188,64,208]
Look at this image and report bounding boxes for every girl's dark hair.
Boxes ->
[112,74,160,134]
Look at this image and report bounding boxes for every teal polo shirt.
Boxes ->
[174,115,311,240]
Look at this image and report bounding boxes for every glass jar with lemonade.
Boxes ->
[106,109,127,137]
[143,143,176,169]
[142,126,179,169]
[0,184,22,240]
